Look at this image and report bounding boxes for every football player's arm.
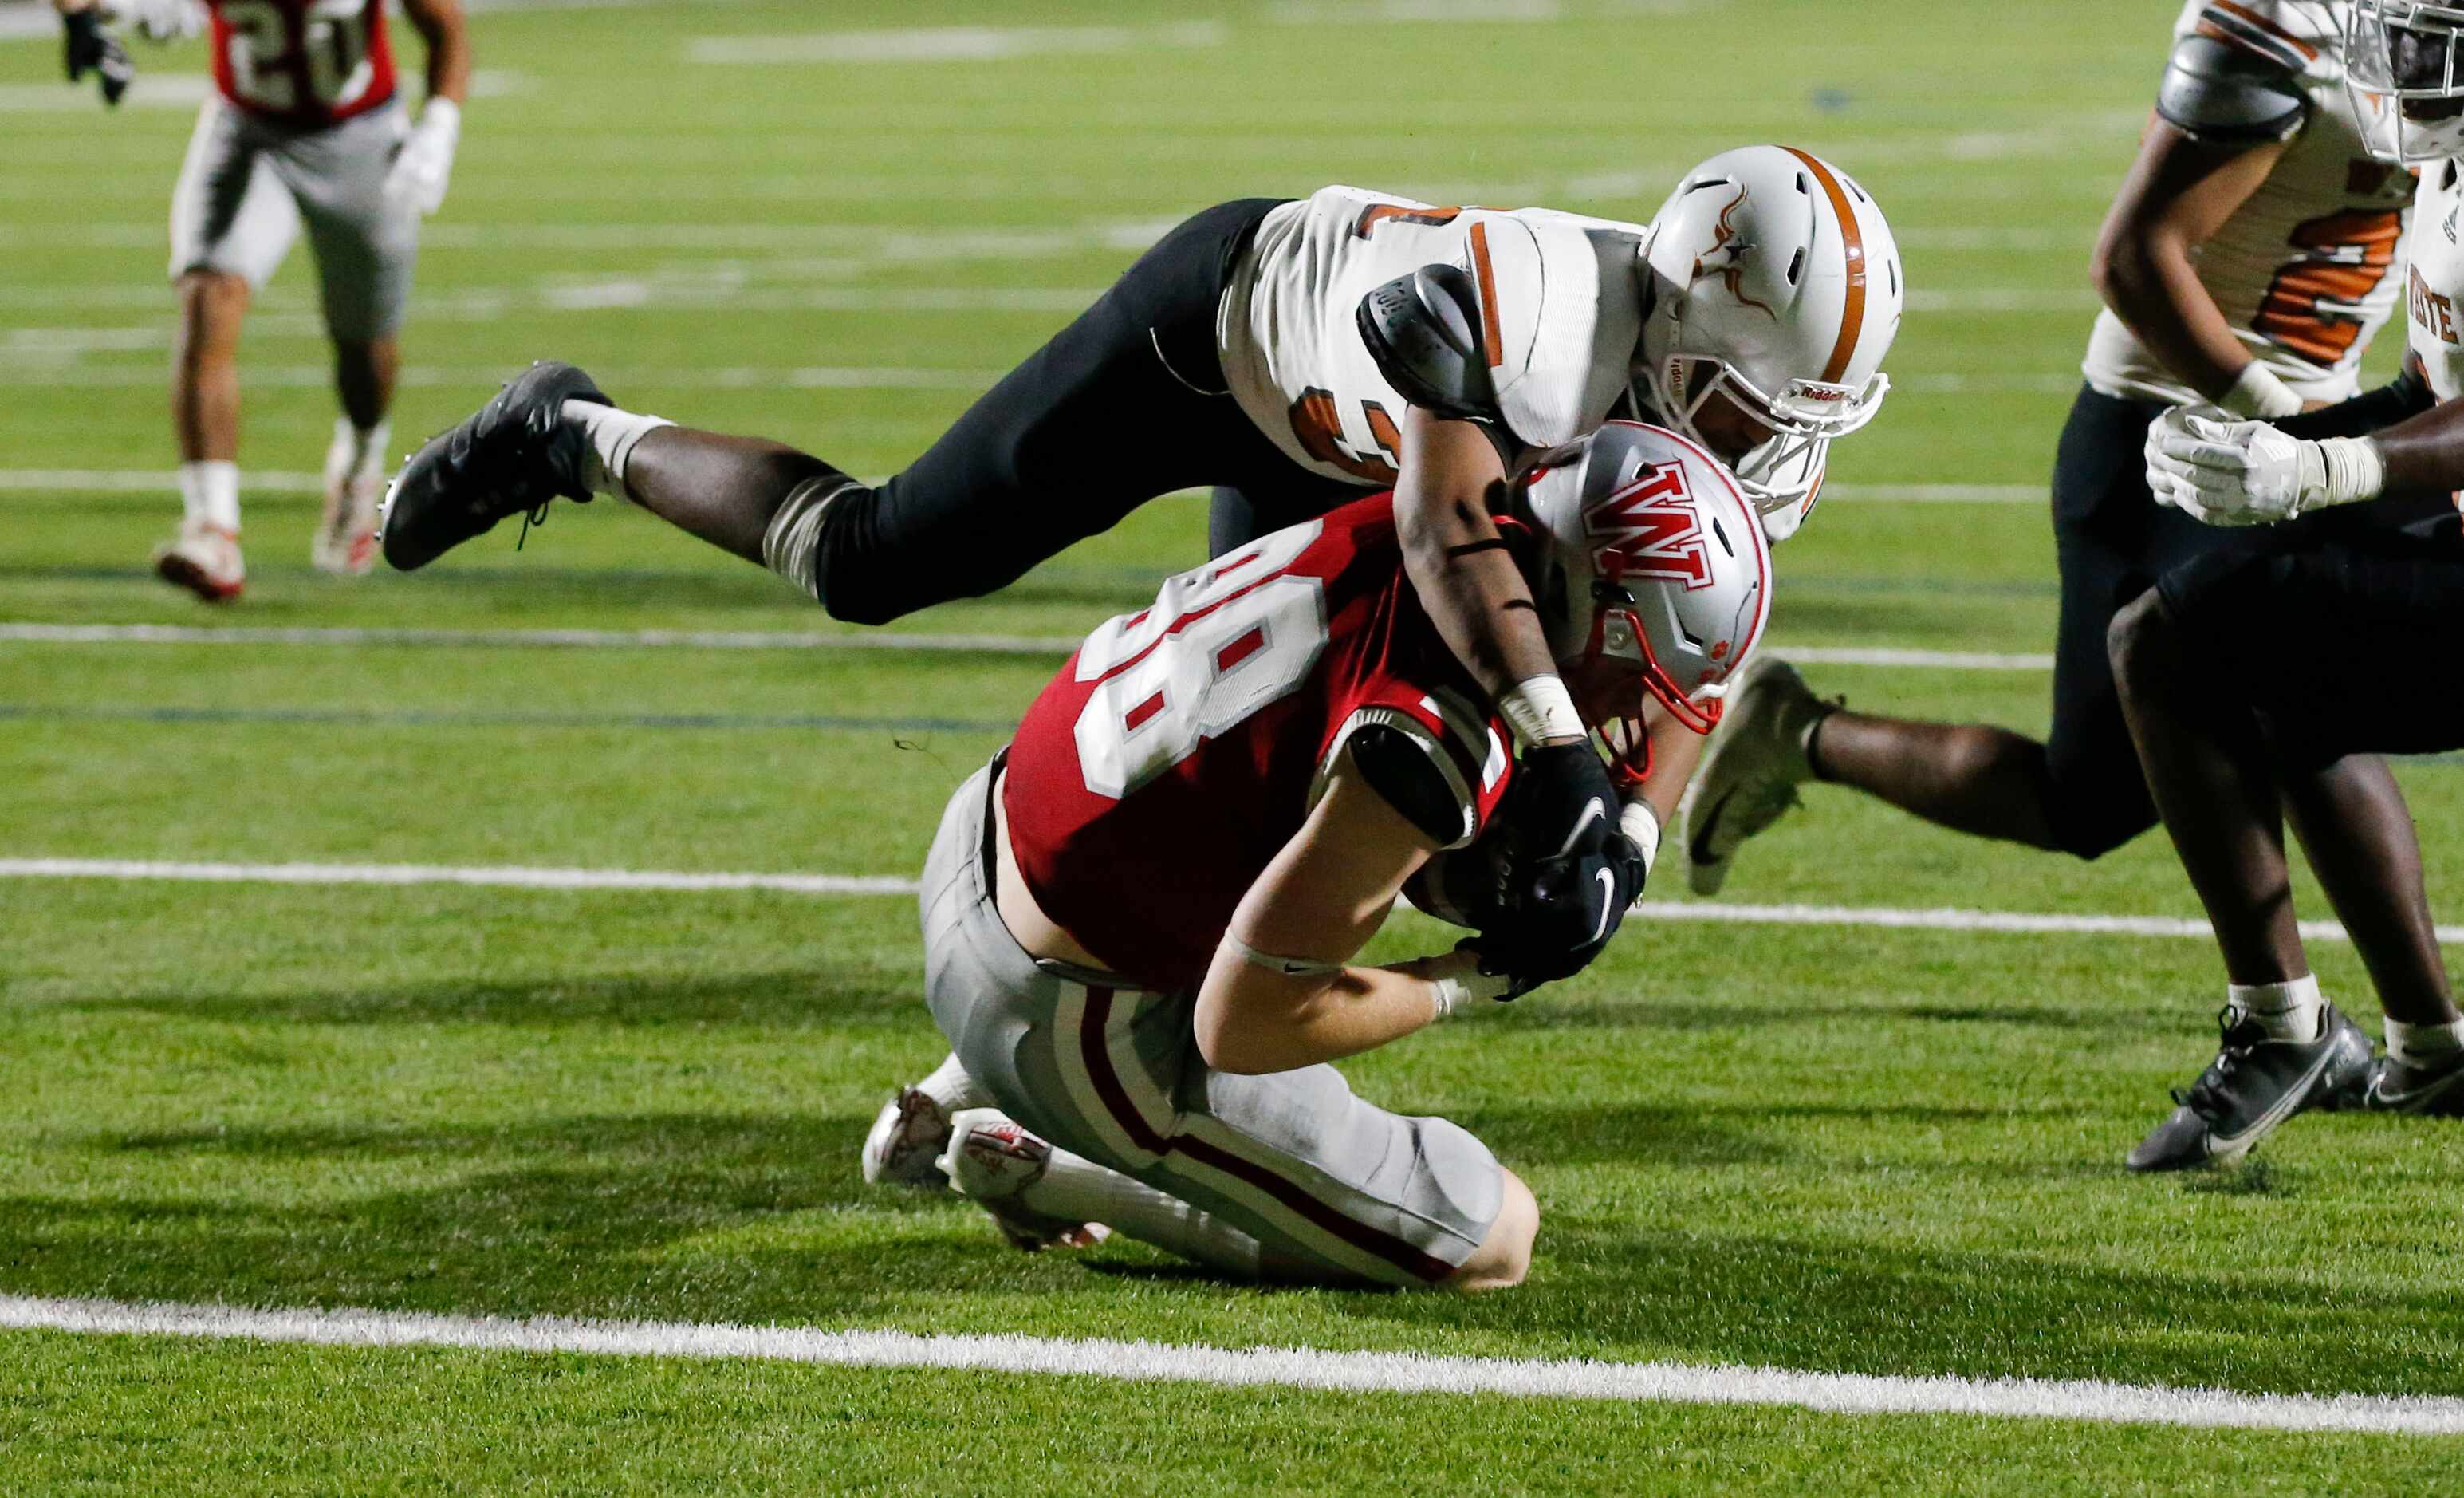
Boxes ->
[1193,759,1504,1077]
[402,0,471,105]
[2092,34,2305,416]
[2146,362,2452,521]
[1391,408,1559,700]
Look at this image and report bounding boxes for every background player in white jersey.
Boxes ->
[56,0,469,601]
[856,424,1765,1283]
[1683,6,2423,932]
[380,148,1898,987]
[2124,0,2464,1164]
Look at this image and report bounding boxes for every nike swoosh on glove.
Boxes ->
[1463,830,1647,999]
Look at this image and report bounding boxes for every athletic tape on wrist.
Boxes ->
[2318,436,2387,507]
[2219,361,2303,420]
[761,476,858,601]
[1415,950,1513,1021]
[1498,676,1585,749]
[1620,799,1661,877]
[1219,932,1344,979]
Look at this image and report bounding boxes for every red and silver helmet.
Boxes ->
[1637,145,1902,524]
[2348,2,2464,164]
[1517,421,1772,751]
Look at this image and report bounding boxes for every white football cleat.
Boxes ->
[939,1108,1109,1253]
[861,1084,955,1189]
[313,471,383,578]
[1679,657,1831,895]
[152,521,245,603]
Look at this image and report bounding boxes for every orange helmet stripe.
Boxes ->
[1779,146,1867,385]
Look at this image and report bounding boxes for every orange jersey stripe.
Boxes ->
[1468,220,1505,369]
[2206,0,2318,60]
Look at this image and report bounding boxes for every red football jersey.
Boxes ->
[1005,495,1513,992]
[208,0,397,128]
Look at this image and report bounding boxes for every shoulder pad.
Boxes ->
[1356,263,1498,423]
[2156,34,2307,144]
[1348,722,1470,847]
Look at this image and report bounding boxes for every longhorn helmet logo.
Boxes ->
[1587,462,1712,592]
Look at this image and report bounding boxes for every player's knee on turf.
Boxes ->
[1446,1168,1537,1292]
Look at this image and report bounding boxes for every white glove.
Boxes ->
[386,97,461,217]
[2143,405,2385,526]
[104,0,204,43]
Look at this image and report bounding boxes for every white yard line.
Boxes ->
[0,1294,2453,1435]
[687,23,1230,65]
[3,857,2450,946]
[0,622,2053,670]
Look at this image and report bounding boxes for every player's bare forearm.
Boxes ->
[1632,700,1700,826]
[1394,408,1564,718]
[403,0,470,104]
[2357,394,2464,498]
[2091,121,2284,400]
[1194,766,1446,1074]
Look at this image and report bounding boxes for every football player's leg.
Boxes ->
[2150,534,2464,1114]
[280,103,419,576]
[785,198,1310,624]
[161,100,294,601]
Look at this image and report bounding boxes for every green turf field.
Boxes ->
[4,0,2462,1489]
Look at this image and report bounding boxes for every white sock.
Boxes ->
[914,1052,990,1114]
[325,416,392,488]
[561,399,674,501]
[1021,1147,1262,1279]
[177,460,241,533]
[2231,973,2324,1042]
[2385,1016,2464,1069]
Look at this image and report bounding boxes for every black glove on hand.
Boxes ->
[65,10,134,106]
[1515,740,1620,861]
[1465,830,1647,997]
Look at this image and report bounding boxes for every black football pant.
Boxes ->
[2037,384,2455,856]
[806,197,1360,625]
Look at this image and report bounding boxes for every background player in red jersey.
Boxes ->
[858,424,1770,1287]
[56,0,469,599]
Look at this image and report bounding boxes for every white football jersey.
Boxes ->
[2401,160,2464,400]
[2083,0,2418,406]
[1218,186,1648,486]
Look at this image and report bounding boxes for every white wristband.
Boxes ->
[1409,949,1513,1022]
[2218,361,2303,420]
[1498,675,1585,749]
[1620,799,1661,879]
[418,96,462,141]
[2315,436,2387,508]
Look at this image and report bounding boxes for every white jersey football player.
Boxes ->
[1683,1,2423,918]
[378,148,1899,994]
[55,0,469,600]
[2120,1,2464,1161]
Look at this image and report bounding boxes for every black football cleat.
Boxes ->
[378,361,611,571]
[2127,1003,2372,1172]
[2357,1050,2464,1116]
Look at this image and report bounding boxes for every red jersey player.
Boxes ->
[56,0,469,598]
[863,423,1771,1288]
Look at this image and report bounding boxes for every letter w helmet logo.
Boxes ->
[1585,462,1710,591]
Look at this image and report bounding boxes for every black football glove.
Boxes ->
[64,10,134,107]
[1463,830,1646,998]
[1514,739,1620,862]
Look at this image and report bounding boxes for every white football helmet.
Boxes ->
[1636,145,1902,526]
[2348,2,2464,164]
[1517,421,1771,755]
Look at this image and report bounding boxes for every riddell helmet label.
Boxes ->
[1586,462,1710,590]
